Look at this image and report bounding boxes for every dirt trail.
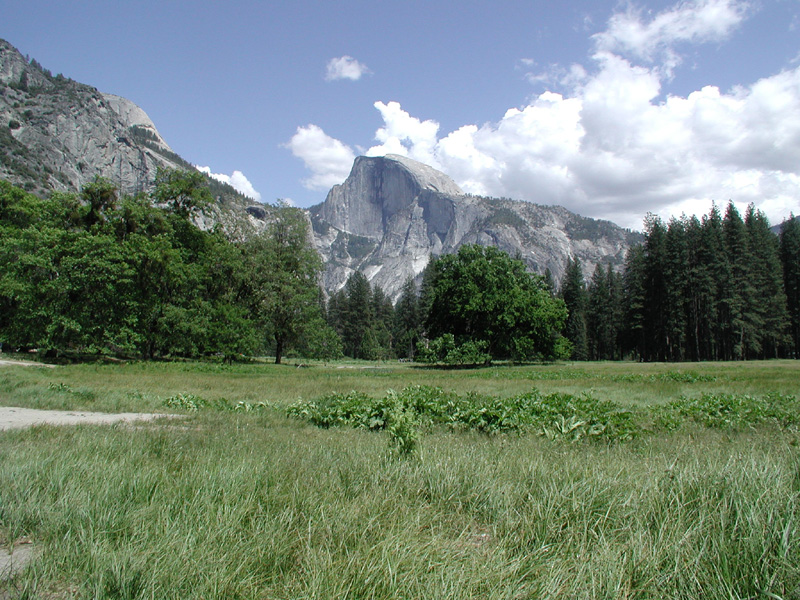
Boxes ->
[0,407,177,431]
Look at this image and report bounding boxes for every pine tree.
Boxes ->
[780,215,800,356]
[663,217,689,361]
[699,205,728,360]
[745,205,790,358]
[393,277,421,359]
[559,257,588,360]
[341,271,373,358]
[643,215,669,361]
[622,245,647,360]
[722,203,755,360]
[587,264,614,360]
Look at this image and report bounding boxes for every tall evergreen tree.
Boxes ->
[393,277,421,359]
[559,257,588,360]
[699,205,729,360]
[662,218,689,361]
[622,245,647,359]
[641,215,670,361]
[780,215,800,356]
[588,264,624,360]
[341,271,373,359]
[721,202,756,360]
[744,205,790,358]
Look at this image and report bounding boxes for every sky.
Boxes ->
[2,0,799,230]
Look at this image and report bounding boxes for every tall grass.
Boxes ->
[1,413,798,598]
[1,359,798,598]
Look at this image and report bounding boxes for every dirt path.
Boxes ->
[0,359,55,368]
[0,407,177,431]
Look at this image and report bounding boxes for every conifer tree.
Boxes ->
[559,257,588,360]
[622,245,647,359]
[722,203,755,360]
[587,264,616,360]
[341,271,373,359]
[393,277,421,359]
[780,215,800,356]
[745,205,789,358]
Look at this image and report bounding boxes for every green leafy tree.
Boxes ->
[80,176,118,228]
[153,168,212,218]
[247,202,324,364]
[425,244,568,361]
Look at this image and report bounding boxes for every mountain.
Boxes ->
[309,154,642,299]
[1,39,640,300]
[0,39,247,209]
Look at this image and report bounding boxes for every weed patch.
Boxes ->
[656,392,800,430]
[288,386,639,443]
[162,393,269,413]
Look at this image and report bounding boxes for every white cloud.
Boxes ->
[289,0,800,230]
[325,56,371,81]
[285,124,356,190]
[195,166,261,202]
[365,101,441,167]
[593,0,749,74]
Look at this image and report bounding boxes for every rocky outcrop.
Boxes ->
[311,155,641,300]
[0,39,218,202]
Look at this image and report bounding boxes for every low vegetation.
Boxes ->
[0,359,798,598]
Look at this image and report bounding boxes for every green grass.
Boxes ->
[1,357,799,598]
[1,357,798,413]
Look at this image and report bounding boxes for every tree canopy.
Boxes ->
[422,244,569,362]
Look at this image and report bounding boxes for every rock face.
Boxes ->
[0,39,194,198]
[311,155,642,300]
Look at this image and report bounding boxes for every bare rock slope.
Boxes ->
[311,155,641,299]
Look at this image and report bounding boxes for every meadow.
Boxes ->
[0,357,798,599]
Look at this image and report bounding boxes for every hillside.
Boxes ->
[0,39,248,210]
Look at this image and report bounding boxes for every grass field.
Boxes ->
[1,357,799,599]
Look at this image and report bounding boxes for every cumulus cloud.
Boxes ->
[365,101,441,167]
[325,56,371,81]
[289,0,799,230]
[593,0,749,75]
[285,124,356,190]
[196,166,261,202]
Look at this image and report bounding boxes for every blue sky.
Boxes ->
[2,0,799,229]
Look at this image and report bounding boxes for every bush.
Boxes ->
[416,334,491,366]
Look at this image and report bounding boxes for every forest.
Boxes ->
[1,172,798,363]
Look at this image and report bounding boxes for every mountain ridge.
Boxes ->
[309,154,641,300]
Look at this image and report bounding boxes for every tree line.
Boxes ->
[2,174,797,364]
[557,203,800,362]
[0,172,338,363]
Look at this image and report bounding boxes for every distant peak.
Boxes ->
[360,154,464,196]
